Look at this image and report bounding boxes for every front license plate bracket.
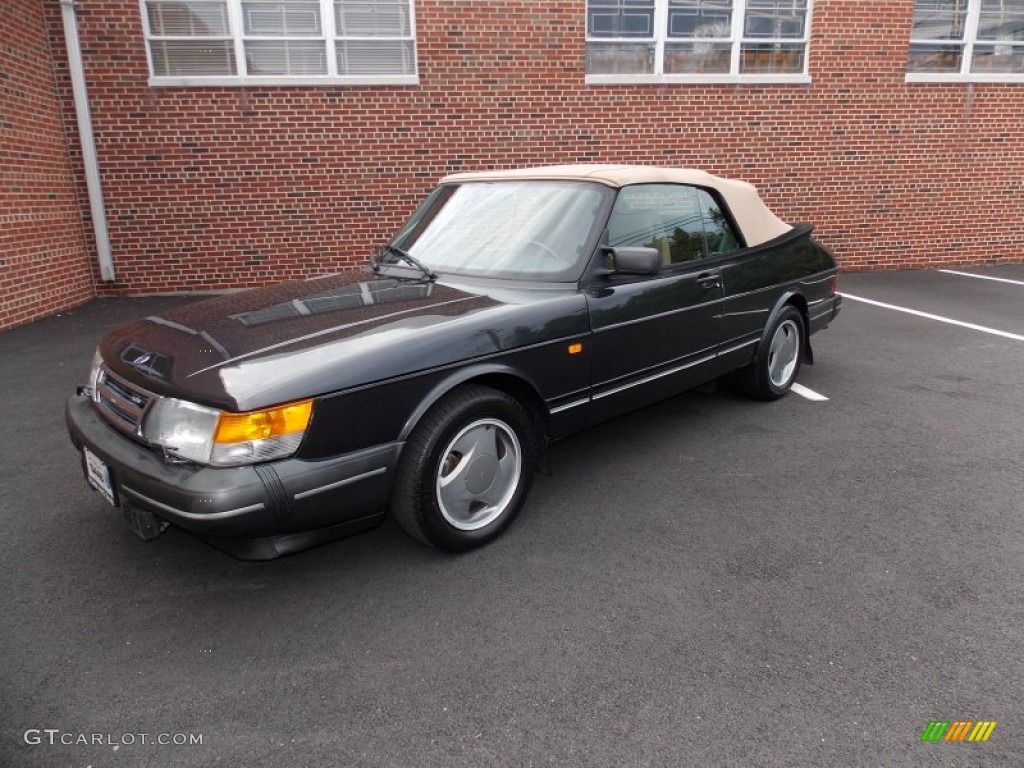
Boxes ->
[83,447,118,507]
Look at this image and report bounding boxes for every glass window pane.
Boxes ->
[396,182,607,280]
[587,0,656,38]
[147,1,229,36]
[664,42,731,73]
[911,0,969,40]
[150,39,236,75]
[586,42,655,73]
[744,0,808,39]
[977,0,1024,41]
[337,40,415,74]
[608,185,706,265]
[662,191,705,264]
[696,189,740,253]
[242,2,321,36]
[740,42,805,73]
[245,40,327,74]
[667,1,732,38]
[971,43,1024,71]
[908,42,964,71]
[336,0,412,37]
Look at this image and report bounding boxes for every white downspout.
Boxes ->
[60,0,115,281]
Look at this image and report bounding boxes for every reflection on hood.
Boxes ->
[229,280,434,327]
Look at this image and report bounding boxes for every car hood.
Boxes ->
[99,270,587,410]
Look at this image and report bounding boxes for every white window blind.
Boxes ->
[586,0,812,83]
[335,0,415,74]
[142,0,417,85]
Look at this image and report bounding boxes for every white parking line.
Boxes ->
[938,269,1024,287]
[842,293,1024,342]
[791,383,828,401]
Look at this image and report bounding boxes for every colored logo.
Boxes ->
[921,720,997,742]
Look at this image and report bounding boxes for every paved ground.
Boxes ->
[1,266,1022,767]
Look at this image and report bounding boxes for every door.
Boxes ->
[584,184,726,421]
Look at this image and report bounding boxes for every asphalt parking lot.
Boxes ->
[2,266,1022,767]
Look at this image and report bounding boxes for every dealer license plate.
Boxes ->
[83,447,118,507]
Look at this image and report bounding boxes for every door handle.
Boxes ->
[697,272,721,289]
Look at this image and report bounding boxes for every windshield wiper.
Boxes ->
[371,244,437,282]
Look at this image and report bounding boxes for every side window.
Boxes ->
[607,184,706,267]
[696,188,741,254]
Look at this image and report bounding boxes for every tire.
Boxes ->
[391,384,538,551]
[739,305,805,401]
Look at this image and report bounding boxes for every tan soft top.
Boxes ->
[442,164,792,247]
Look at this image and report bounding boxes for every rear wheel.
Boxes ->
[391,385,537,551]
[739,305,805,400]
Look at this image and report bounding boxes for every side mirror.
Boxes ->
[607,246,661,276]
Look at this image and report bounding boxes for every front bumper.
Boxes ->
[66,394,399,559]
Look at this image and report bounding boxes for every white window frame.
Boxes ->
[907,0,1024,82]
[585,0,813,85]
[141,0,418,86]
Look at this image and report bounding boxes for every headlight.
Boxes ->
[143,398,313,467]
[144,398,221,464]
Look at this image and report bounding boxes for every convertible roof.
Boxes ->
[442,164,793,247]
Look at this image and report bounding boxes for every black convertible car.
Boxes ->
[67,165,841,559]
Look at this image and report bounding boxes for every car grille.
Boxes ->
[95,365,155,438]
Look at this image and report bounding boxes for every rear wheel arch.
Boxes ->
[738,294,809,400]
[762,290,812,364]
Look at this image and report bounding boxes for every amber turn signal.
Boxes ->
[214,400,313,444]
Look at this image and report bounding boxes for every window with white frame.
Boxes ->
[142,0,417,85]
[908,0,1024,79]
[585,0,812,82]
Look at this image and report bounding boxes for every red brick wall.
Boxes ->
[1,1,94,331]
[37,0,1024,300]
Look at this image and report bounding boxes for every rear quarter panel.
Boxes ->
[718,225,838,355]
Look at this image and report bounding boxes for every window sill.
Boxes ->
[905,73,1024,84]
[147,75,420,88]
[585,74,811,86]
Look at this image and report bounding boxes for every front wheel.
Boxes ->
[391,385,538,551]
[739,305,805,401]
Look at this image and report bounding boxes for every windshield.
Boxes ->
[390,181,610,281]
